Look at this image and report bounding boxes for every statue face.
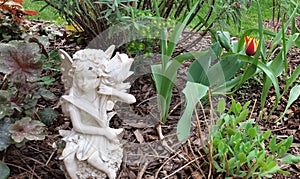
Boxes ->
[74,69,100,92]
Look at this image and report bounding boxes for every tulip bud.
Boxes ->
[244,35,259,56]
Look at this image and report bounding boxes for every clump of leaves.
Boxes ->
[0,0,38,41]
[0,41,43,83]
[210,98,300,178]
[0,40,59,178]
[0,9,25,41]
[9,117,45,144]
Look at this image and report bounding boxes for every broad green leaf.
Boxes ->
[0,91,13,119]
[278,154,300,164]
[257,150,266,163]
[278,85,300,121]
[282,63,300,95]
[187,48,215,85]
[247,150,257,164]
[280,136,293,155]
[218,141,226,155]
[38,88,57,100]
[269,135,277,154]
[0,161,9,179]
[151,64,176,123]
[235,109,249,125]
[177,82,208,142]
[247,127,257,139]
[216,31,231,52]
[0,118,12,151]
[217,98,226,114]
[238,152,247,164]
[37,108,59,126]
[263,130,271,140]
[238,54,280,110]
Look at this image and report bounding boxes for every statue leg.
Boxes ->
[87,152,116,179]
[64,152,79,179]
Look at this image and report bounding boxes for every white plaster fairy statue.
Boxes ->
[58,45,136,179]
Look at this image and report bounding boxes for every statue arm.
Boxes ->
[98,84,136,104]
[68,104,117,140]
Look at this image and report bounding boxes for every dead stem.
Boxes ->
[137,161,148,179]
[154,151,181,179]
[161,157,201,179]
[187,139,201,170]
[156,124,165,140]
[249,99,257,122]
[195,99,206,151]
[207,89,215,178]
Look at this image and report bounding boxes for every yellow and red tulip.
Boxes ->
[244,35,259,56]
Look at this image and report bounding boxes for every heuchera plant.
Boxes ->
[0,0,38,21]
[0,40,46,148]
[0,0,38,41]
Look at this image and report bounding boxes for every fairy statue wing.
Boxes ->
[58,49,73,94]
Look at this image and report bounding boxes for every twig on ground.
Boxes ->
[161,157,201,179]
[187,139,201,170]
[137,161,149,179]
[154,150,181,179]
[168,100,184,116]
[46,150,56,166]
[249,98,257,121]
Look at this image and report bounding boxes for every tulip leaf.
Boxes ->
[177,82,208,142]
[277,85,300,122]
[151,64,175,123]
[282,63,300,95]
[262,33,300,117]
[216,31,232,52]
[166,3,199,59]
[237,54,280,106]
[152,2,199,123]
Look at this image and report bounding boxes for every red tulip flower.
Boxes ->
[244,35,259,56]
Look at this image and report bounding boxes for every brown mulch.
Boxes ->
[0,18,300,179]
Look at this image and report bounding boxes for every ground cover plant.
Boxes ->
[0,0,300,178]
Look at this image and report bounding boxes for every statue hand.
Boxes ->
[98,84,114,95]
[104,128,123,143]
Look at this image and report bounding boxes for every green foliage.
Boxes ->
[211,98,298,178]
[9,117,45,143]
[208,0,300,121]
[37,107,59,126]
[0,40,58,151]
[176,82,208,141]
[23,0,61,22]
[0,10,24,41]
[0,161,10,179]
[151,3,200,123]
